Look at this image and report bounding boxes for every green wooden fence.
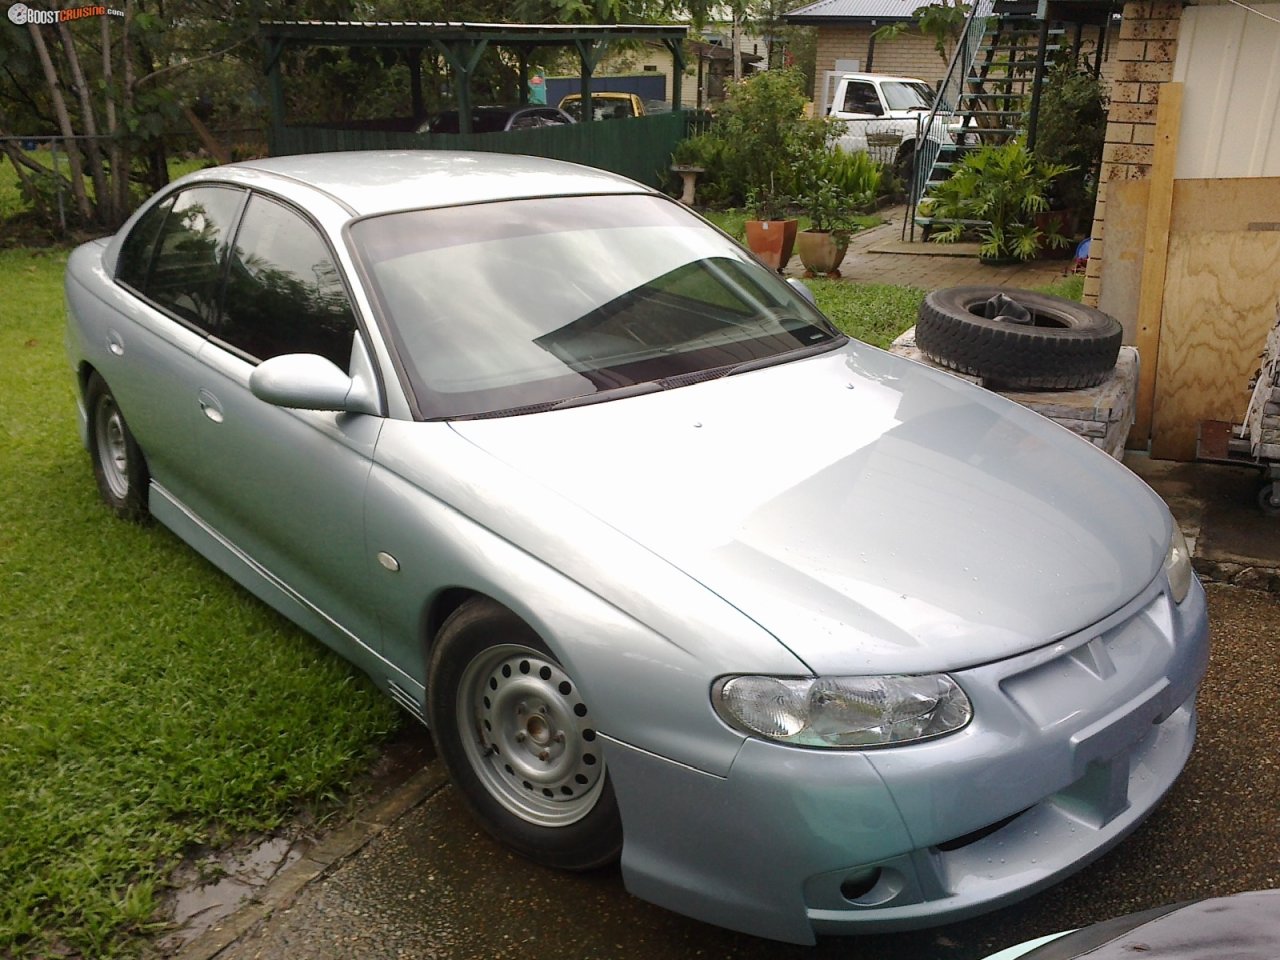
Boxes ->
[272,112,690,189]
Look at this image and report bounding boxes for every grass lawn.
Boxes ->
[0,247,400,957]
[1,152,211,243]
[806,273,1083,349]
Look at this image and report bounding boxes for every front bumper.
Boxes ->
[605,574,1209,944]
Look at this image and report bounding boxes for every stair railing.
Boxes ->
[903,0,997,242]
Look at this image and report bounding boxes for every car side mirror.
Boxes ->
[250,353,379,415]
[787,278,817,305]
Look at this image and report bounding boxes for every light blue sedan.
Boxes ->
[65,151,1209,944]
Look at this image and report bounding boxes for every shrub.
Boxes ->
[806,149,882,211]
[669,133,735,207]
[1027,61,1108,214]
[670,69,832,215]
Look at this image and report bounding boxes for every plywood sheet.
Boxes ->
[1098,179,1151,345]
[1170,177,1280,234]
[1150,230,1280,460]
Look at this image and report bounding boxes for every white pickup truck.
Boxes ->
[826,72,956,171]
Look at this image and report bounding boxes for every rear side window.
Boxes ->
[510,109,571,129]
[142,185,245,328]
[216,194,356,368]
[116,195,175,290]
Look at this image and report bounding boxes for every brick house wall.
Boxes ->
[1082,0,1182,306]
[814,25,950,101]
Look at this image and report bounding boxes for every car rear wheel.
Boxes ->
[894,142,917,184]
[86,372,149,521]
[427,598,623,870]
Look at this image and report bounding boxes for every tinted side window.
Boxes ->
[843,82,882,115]
[144,186,244,328]
[116,195,175,289]
[218,195,356,368]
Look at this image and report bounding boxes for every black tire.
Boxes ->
[427,598,623,871]
[86,372,149,521]
[916,286,1123,390]
[894,143,917,185]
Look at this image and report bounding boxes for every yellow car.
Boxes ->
[558,91,645,121]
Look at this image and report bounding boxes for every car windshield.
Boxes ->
[350,194,843,419]
[882,81,935,111]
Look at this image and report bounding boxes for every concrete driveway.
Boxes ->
[175,462,1280,960]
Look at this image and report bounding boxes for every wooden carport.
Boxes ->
[259,20,690,140]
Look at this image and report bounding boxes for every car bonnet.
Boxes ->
[449,343,1170,675]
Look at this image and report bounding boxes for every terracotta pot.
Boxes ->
[796,230,850,278]
[744,219,798,271]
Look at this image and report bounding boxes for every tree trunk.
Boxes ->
[101,14,125,226]
[731,10,742,83]
[59,20,109,225]
[134,20,169,193]
[26,20,92,223]
[117,0,136,220]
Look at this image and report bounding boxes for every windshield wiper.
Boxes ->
[725,337,845,377]
[547,380,666,411]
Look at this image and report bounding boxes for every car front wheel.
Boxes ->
[427,598,623,870]
[86,372,149,521]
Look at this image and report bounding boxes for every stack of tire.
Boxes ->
[915,286,1123,391]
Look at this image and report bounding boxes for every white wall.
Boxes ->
[1173,2,1280,178]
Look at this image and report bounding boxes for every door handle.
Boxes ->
[198,389,224,424]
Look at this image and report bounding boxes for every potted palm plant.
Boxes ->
[927,142,1073,262]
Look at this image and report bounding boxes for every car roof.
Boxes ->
[840,72,928,84]
[206,150,649,217]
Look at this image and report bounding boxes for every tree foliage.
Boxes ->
[1028,59,1108,213]
[872,1,969,65]
[1,0,728,233]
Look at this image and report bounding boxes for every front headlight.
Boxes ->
[712,674,971,748]
[1165,525,1193,603]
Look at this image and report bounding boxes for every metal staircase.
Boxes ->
[904,0,1063,241]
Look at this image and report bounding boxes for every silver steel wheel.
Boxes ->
[457,643,605,828]
[94,395,131,501]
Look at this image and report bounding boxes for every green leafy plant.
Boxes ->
[801,178,859,240]
[928,142,1073,261]
[669,133,735,207]
[1027,60,1109,215]
[802,148,883,229]
[745,181,792,222]
[873,1,971,64]
[684,68,830,216]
